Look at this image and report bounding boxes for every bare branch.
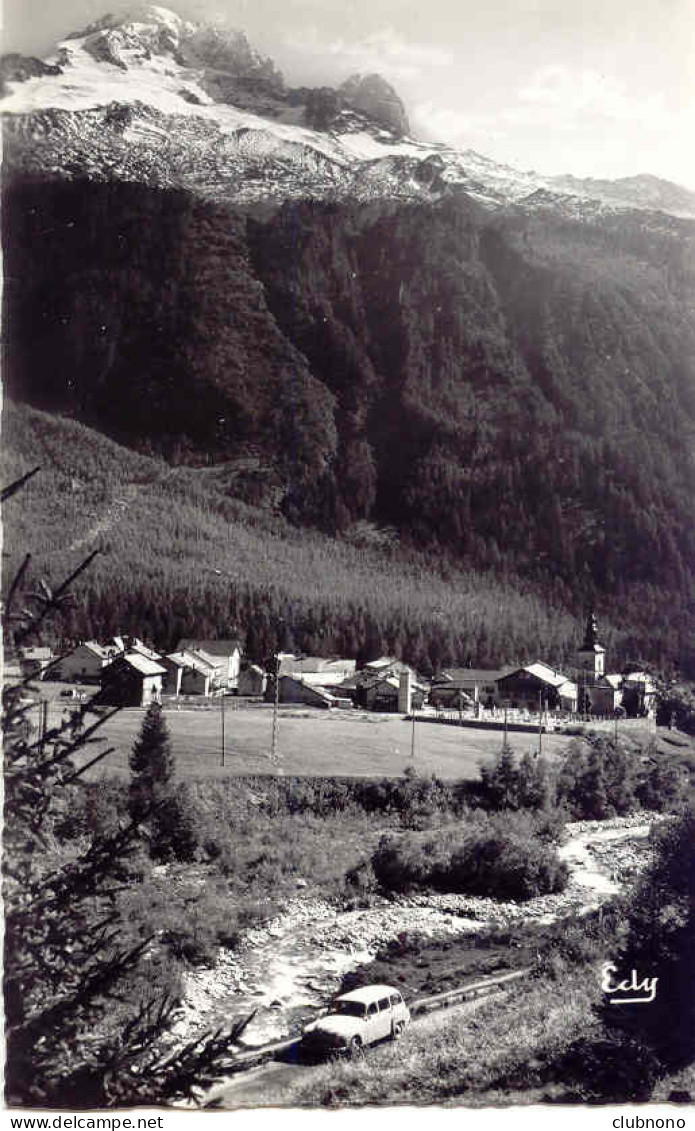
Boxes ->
[1,466,41,503]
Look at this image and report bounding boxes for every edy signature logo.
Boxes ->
[601,962,658,1004]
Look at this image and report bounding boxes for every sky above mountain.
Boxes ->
[2,0,694,190]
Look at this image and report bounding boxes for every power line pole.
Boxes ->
[220,692,225,767]
[538,690,543,757]
[271,653,280,763]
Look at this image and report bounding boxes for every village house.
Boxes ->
[430,668,508,709]
[621,671,658,716]
[268,674,353,709]
[177,638,243,690]
[19,646,54,680]
[100,652,166,707]
[237,663,267,697]
[55,641,120,683]
[160,650,217,696]
[496,662,578,713]
[590,670,657,717]
[275,654,357,688]
[429,682,475,710]
[338,658,421,708]
[361,673,427,713]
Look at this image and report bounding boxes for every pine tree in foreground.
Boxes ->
[2,473,251,1108]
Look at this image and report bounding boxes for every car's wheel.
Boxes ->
[348,1036,363,1058]
[392,1021,405,1041]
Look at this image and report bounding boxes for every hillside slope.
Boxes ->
[1,398,579,669]
[4,178,695,644]
[1,399,692,675]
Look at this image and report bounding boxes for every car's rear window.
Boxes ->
[390,993,402,1006]
[378,997,390,1010]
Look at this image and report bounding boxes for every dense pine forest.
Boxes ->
[0,400,691,677]
[3,175,695,674]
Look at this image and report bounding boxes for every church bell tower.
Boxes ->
[575,610,605,685]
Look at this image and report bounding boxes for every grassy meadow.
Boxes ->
[50,700,578,781]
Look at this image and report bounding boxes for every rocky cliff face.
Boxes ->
[339,73,410,136]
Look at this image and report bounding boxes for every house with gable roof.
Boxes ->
[19,646,54,680]
[56,641,121,683]
[100,651,166,707]
[496,661,578,713]
[177,638,243,689]
[161,650,216,696]
[430,667,509,709]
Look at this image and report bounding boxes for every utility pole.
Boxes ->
[220,692,225,767]
[271,653,280,764]
[503,704,508,747]
[538,690,543,757]
[410,710,416,759]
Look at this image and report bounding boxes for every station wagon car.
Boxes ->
[301,984,411,1055]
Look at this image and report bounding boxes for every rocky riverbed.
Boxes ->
[171,815,658,1046]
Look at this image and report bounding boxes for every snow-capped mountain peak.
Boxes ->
[2,6,694,220]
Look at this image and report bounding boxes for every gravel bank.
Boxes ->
[173,817,657,1046]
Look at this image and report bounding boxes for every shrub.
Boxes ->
[557,736,639,819]
[150,783,199,864]
[557,1035,660,1103]
[479,745,554,812]
[369,814,569,902]
[634,758,686,812]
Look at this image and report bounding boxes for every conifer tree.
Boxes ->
[129,701,175,822]
[2,474,248,1108]
[129,704,197,862]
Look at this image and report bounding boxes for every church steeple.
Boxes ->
[582,610,600,650]
[575,609,605,682]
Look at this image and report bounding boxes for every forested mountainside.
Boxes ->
[4,174,695,674]
[2,398,690,676]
